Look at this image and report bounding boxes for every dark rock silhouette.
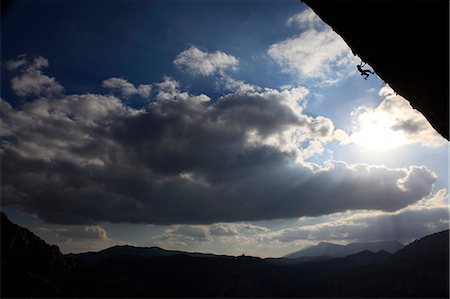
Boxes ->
[294,249,392,274]
[0,212,78,297]
[1,212,448,297]
[265,255,333,265]
[303,0,449,140]
[292,230,449,298]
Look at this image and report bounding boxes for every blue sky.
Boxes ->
[1,0,448,257]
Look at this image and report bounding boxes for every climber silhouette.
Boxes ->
[357,62,374,80]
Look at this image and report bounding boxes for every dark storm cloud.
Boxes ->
[0,60,438,225]
[391,119,427,134]
[269,190,449,243]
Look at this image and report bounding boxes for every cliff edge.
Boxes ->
[303,0,449,140]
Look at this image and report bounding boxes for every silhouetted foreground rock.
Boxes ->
[294,230,449,298]
[0,212,78,297]
[1,212,448,297]
[303,0,449,140]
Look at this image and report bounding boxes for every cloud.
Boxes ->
[219,75,260,93]
[286,8,322,29]
[33,224,119,253]
[155,76,210,103]
[173,46,239,76]
[152,222,270,251]
[102,77,152,98]
[269,28,357,81]
[269,10,357,82]
[7,56,64,97]
[36,225,108,241]
[150,190,448,256]
[267,188,449,244]
[0,94,137,165]
[349,85,447,148]
[153,225,212,247]
[0,58,438,225]
[170,225,213,242]
[209,223,270,236]
[5,54,28,70]
[209,224,240,236]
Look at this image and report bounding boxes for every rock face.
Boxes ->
[303,0,449,140]
[0,212,76,297]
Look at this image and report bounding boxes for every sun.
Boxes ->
[351,110,406,151]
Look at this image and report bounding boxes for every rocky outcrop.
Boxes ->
[0,212,77,297]
[303,0,449,140]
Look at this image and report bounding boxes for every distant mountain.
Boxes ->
[285,240,404,258]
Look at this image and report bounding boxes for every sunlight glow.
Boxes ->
[351,110,406,150]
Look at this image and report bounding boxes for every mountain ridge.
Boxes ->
[295,229,449,298]
[65,244,227,266]
[1,212,448,298]
[285,240,404,258]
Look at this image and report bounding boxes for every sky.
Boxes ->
[1,0,449,258]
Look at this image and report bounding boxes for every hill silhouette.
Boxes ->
[1,212,448,297]
[66,245,220,266]
[293,230,449,298]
